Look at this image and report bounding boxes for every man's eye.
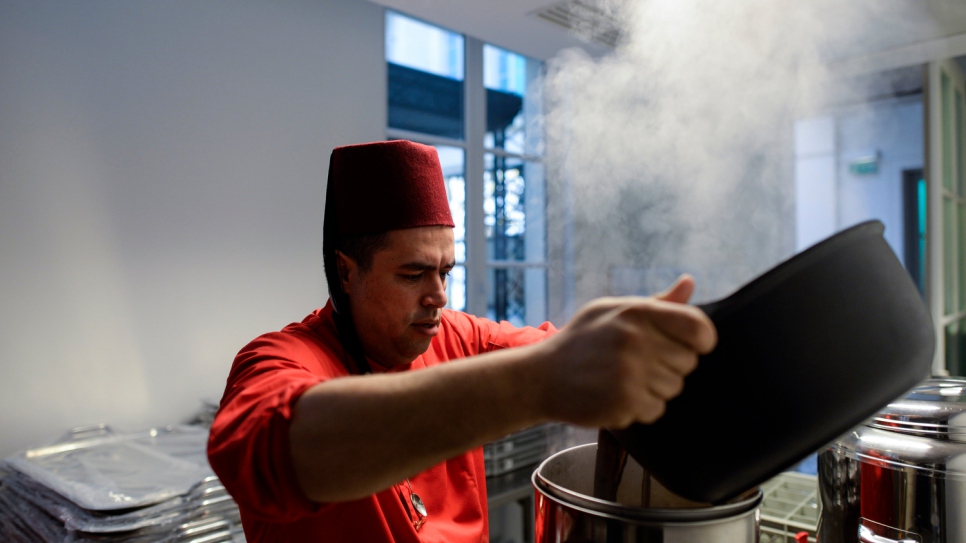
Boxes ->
[404,274,422,282]
[440,271,451,281]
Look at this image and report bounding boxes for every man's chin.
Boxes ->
[379,338,432,368]
[405,337,434,358]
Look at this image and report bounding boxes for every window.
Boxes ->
[931,61,966,375]
[941,71,966,375]
[386,12,547,326]
[386,12,464,139]
[437,145,467,311]
[483,44,546,326]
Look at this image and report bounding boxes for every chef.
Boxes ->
[207,140,717,542]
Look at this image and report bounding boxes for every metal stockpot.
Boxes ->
[818,378,966,543]
[533,444,762,543]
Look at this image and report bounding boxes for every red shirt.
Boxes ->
[207,301,556,542]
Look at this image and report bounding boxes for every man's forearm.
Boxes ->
[288,342,551,503]
[288,282,717,504]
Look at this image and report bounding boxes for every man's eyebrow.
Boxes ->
[397,261,456,272]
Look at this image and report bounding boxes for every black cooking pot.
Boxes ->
[609,220,935,504]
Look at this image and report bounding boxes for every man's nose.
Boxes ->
[422,275,447,308]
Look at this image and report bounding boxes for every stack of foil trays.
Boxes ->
[0,424,244,543]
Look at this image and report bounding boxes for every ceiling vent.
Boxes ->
[532,0,624,48]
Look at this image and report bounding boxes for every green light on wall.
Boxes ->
[849,152,880,175]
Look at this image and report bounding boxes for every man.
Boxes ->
[207,140,716,542]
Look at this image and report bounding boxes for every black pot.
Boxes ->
[609,220,935,504]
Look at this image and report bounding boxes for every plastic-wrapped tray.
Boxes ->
[3,426,212,511]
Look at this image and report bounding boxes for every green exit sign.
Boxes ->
[849,152,880,175]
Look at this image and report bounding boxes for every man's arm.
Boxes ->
[288,275,716,503]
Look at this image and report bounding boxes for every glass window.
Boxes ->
[484,45,533,155]
[436,145,467,312]
[938,66,966,375]
[485,153,546,325]
[386,12,464,139]
[943,72,954,192]
[958,90,965,198]
[960,202,965,313]
[486,265,548,326]
[945,198,956,315]
[386,12,464,79]
[486,267,525,326]
[947,319,965,377]
[483,44,527,95]
[481,46,546,326]
[485,154,528,258]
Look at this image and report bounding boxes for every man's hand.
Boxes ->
[533,275,717,428]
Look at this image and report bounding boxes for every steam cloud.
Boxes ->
[542,0,950,307]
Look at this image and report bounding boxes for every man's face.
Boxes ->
[340,226,455,368]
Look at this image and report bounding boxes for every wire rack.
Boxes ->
[483,423,569,477]
[759,471,821,543]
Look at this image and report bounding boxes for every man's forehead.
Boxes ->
[385,226,454,244]
[380,226,455,264]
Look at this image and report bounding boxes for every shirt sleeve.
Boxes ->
[441,309,558,355]
[206,331,331,522]
[485,319,558,351]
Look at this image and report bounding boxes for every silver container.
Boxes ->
[818,378,966,543]
[533,444,762,543]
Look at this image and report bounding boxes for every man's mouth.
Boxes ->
[411,318,441,336]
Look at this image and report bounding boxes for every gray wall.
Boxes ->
[0,0,386,457]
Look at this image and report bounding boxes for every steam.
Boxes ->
[543,0,946,306]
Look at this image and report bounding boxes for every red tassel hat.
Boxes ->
[322,140,454,373]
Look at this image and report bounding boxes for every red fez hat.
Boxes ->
[326,140,454,237]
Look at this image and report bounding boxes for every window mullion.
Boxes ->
[386,127,467,150]
[483,146,542,162]
[464,36,487,317]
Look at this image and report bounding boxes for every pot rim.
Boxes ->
[532,444,763,524]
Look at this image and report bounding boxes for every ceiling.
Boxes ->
[363,0,966,65]
[363,0,612,61]
[826,0,966,62]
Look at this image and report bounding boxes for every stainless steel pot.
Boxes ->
[818,377,966,543]
[533,444,763,543]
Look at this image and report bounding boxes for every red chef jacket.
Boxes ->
[208,301,556,543]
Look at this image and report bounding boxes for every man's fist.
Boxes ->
[533,275,717,428]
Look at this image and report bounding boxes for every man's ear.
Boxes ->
[336,251,358,295]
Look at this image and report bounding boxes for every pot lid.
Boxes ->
[869,377,966,444]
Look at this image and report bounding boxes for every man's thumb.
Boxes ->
[655,274,695,304]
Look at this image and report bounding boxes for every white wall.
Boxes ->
[0,0,386,457]
[795,116,838,250]
[795,96,924,258]
[837,97,924,260]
